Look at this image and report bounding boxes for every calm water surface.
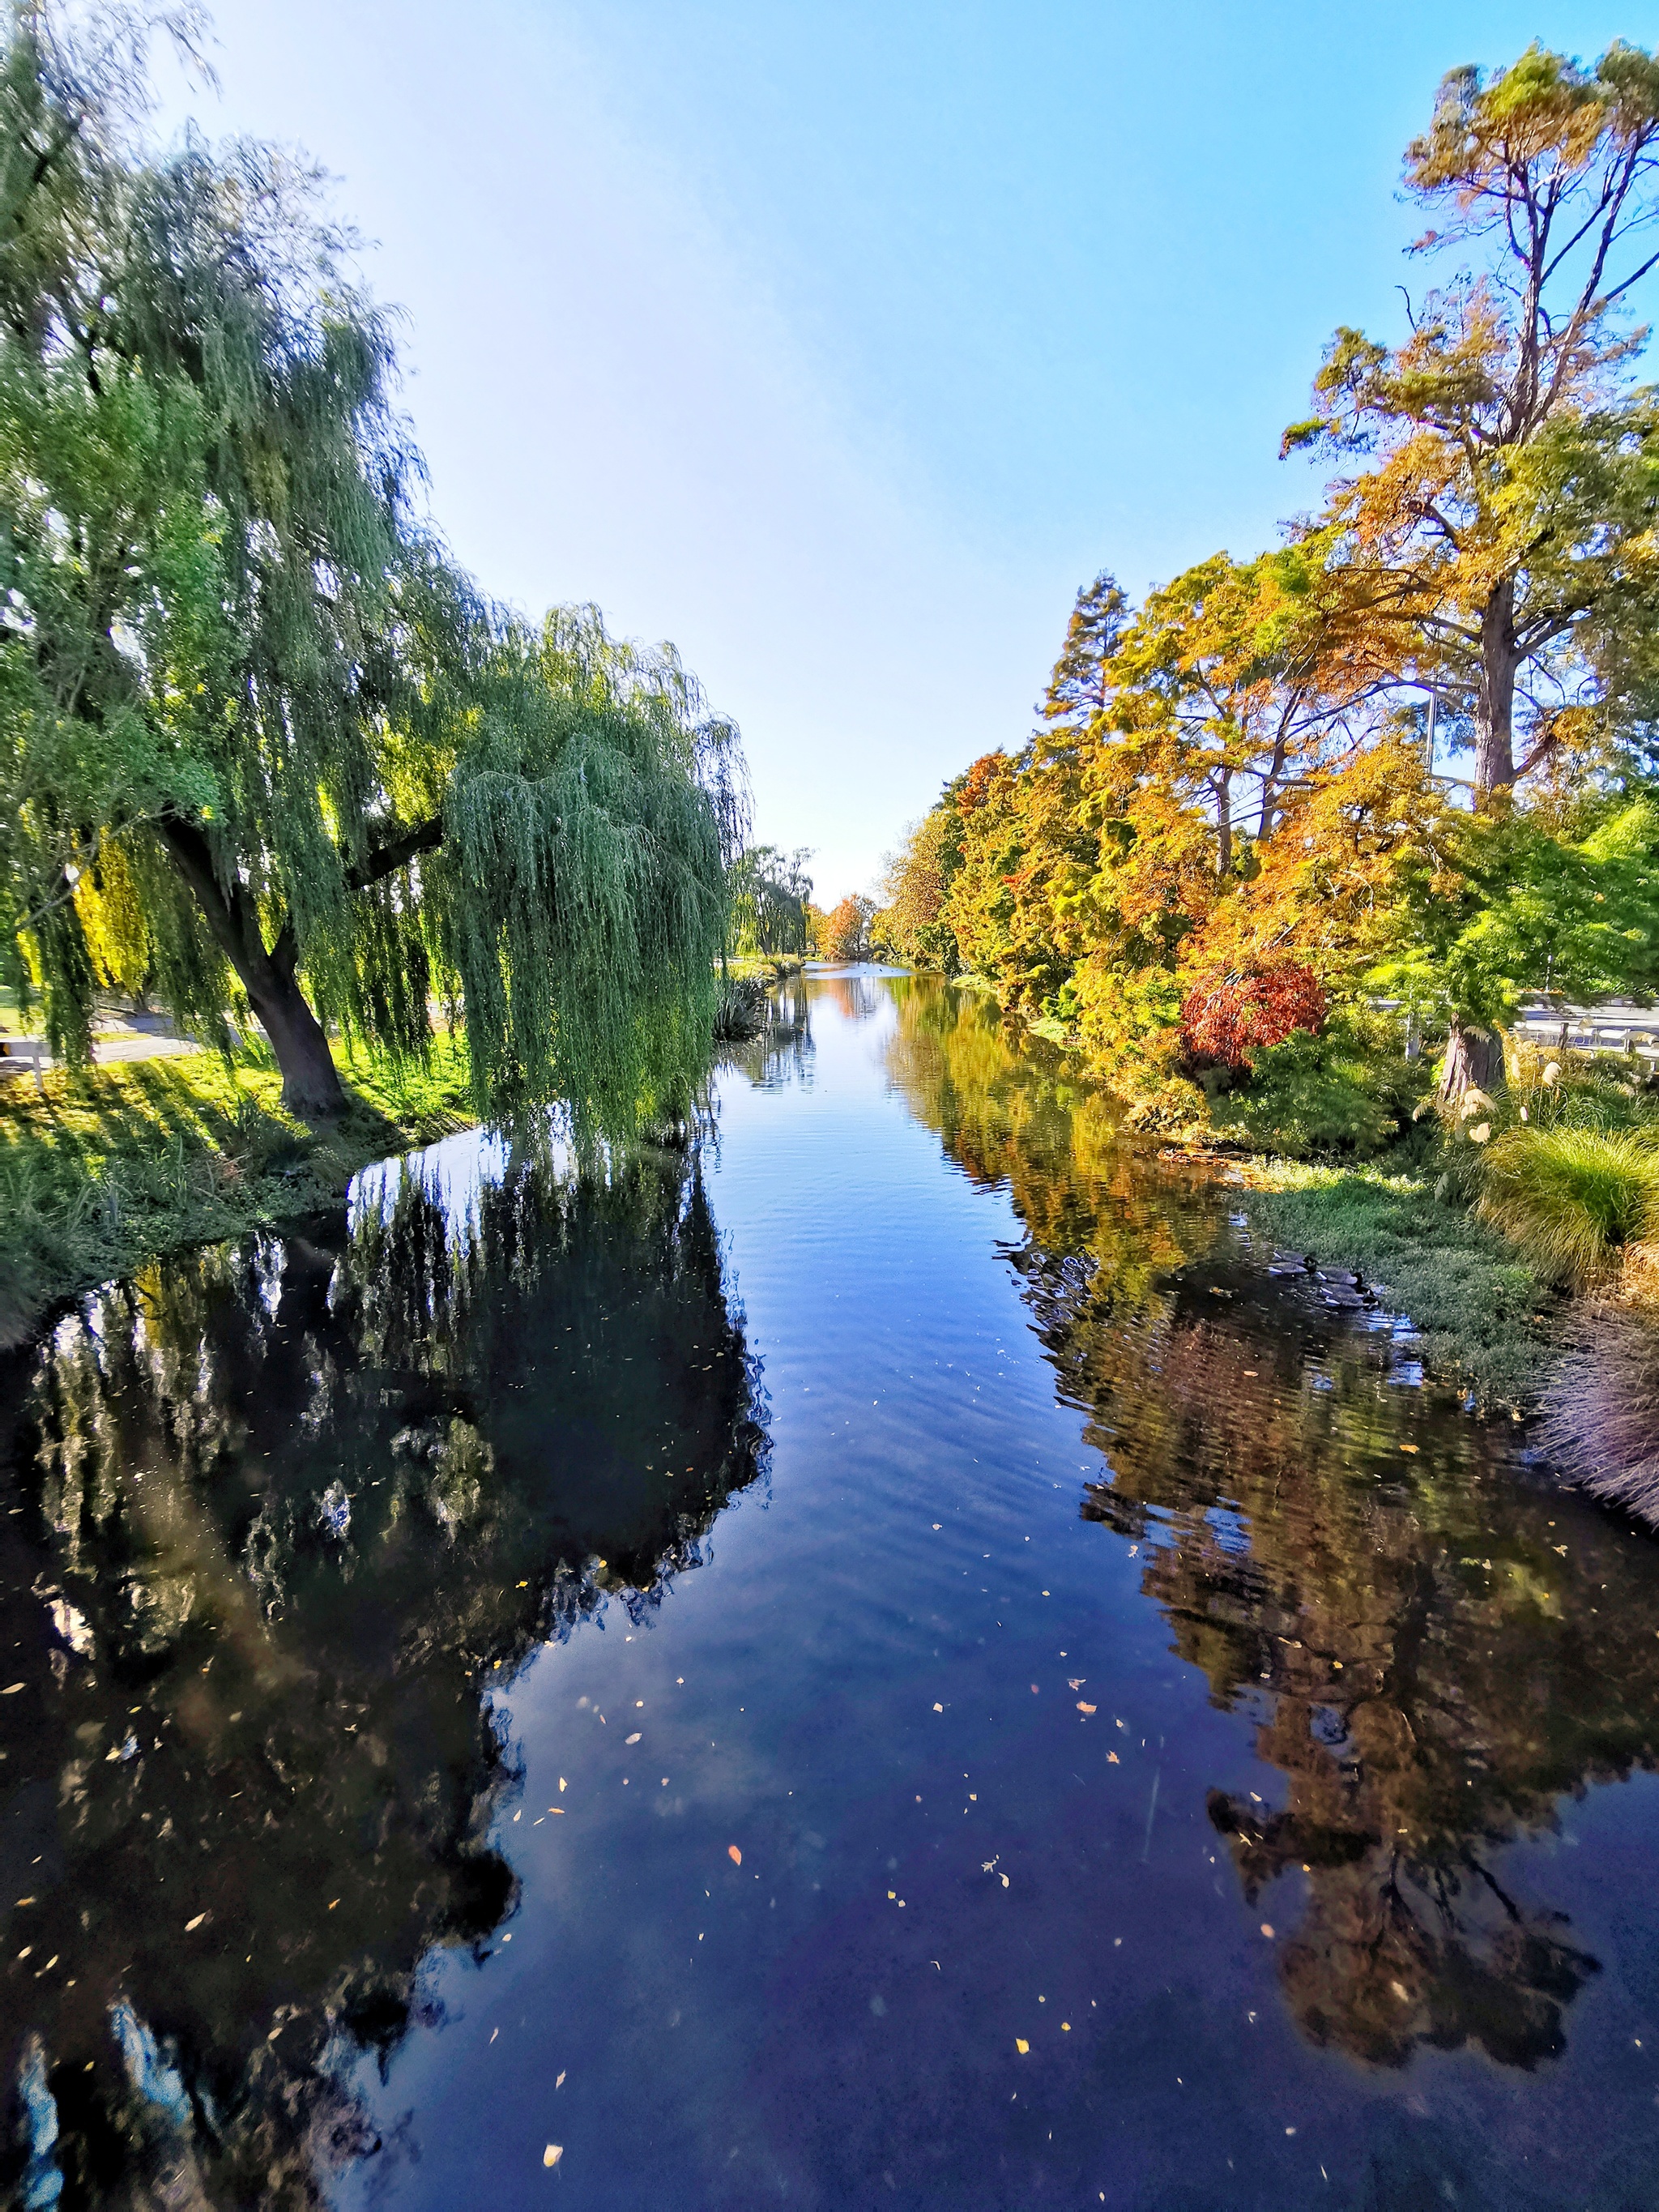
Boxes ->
[6,974,1659,2210]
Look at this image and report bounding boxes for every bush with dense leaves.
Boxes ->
[1179,964,1327,1069]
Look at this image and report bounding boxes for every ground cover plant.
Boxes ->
[1236,1161,1548,1405]
[0,1036,471,1346]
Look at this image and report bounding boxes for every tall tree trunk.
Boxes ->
[1439,1013,1505,1106]
[241,955,348,1119]
[1215,771,1233,876]
[1473,580,1520,796]
[156,819,348,1119]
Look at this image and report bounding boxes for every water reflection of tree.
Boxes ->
[824,971,884,1024]
[0,1150,766,2207]
[889,976,1659,2073]
[726,975,814,1090]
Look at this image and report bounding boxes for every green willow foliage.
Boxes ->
[0,2,739,1130]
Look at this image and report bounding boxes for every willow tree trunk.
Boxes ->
[241,959,347,1120]
[1474,581,1520,796]
[157,818,348,1120]
[1439,1014,1506,1107]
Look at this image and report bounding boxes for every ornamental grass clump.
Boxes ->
[1475,1125,1659,1287]
[1537,1303,1659,1527]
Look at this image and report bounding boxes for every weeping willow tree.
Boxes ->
[727,842,812,959]
[0,0,742,1126]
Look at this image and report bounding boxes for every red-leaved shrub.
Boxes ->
[1179,963,1327,1069]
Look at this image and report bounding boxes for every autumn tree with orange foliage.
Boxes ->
[1286,43,1659,796]
[880,41,1659,1139]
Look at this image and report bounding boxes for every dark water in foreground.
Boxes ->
[6,974,1659,2211]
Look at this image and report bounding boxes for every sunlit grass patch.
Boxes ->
[0,1036,474,1345]
[1237,1160,1549,1404]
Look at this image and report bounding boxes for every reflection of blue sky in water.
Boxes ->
[326,976,1659,2212]
[349,1121,517,1240]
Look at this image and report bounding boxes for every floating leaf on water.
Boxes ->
[1107,1753,1120,1765]
[543,2143,563,2167]
[1015,2039,1029,2055]
[185,1913,207,1932]
[932,1702,944,1712]
[625,1732,642,1745]
[1077,1703,1097,1715]
[1260,1924,1276,1939]
[556,2070,566,2088]
[728,1845,742,1865]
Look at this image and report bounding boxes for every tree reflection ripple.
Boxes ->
[0,1145,766,2208]
[889,975,1659,2076]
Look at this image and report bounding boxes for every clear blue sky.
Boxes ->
[156,2,1645,901]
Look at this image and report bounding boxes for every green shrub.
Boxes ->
[1476,1125,1659,1286]
[1210,1011,1433,1160]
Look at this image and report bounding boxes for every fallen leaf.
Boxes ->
[185,1913,207,1932]
[1015,2039,1029,2055]
[1068,1678,1085,1691]
[1400,1443,1420,1455]
[556,2070,565,2088]
[1107,1752,1120,1765]
[1260,1924,1276,1939]
[1077,1702,1096,1715]
[932,1523,941,1530]
[728,1845,742,1865]
[2,1684,22,1695]
[543,2144,563,2168]
[932,1702,944,1712]
[559,1778,567,1791]
[548,1808,565,1816]
[625,1732,642,1745]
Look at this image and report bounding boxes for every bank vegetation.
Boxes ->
[876,42,1659,1503]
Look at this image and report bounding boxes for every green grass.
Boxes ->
[1475,1124,1659,1287]
[0,1035,475,1347]
[1237,1160,1551,1405]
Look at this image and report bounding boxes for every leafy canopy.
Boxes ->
[0,0,740,1132]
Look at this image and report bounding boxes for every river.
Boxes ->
[5,971,1659,2210]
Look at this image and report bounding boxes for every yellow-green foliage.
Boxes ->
[0,1036,473,1344]
[1476,1125,1659,1286]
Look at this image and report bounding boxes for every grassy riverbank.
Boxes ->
[0,1038,475,1348]
[1233,1159,1553,1406]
